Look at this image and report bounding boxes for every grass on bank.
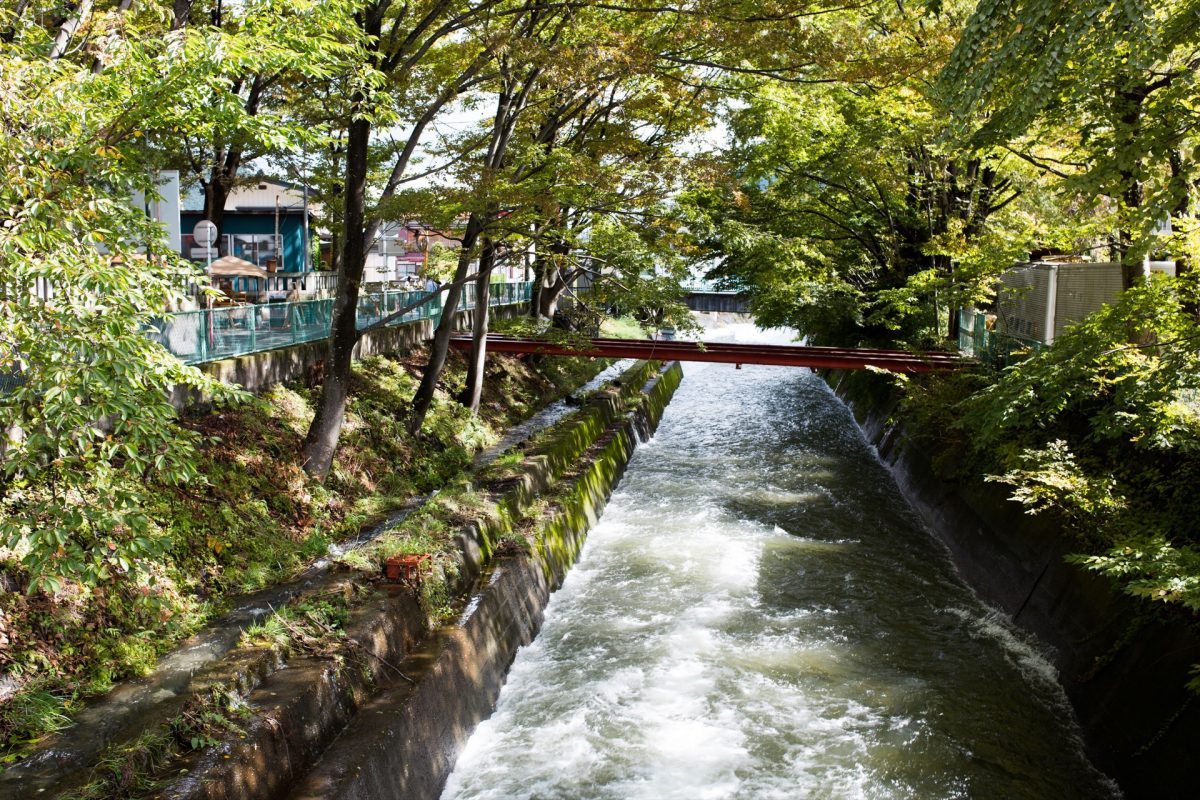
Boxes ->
[0,349,602,765]
[600,315,649,339]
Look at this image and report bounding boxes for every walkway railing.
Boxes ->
[957,308,1045,365]
[680,278,735,293]
[149,282,532,365]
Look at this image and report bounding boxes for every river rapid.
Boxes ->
[442,328,1119,800]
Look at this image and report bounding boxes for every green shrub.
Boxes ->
[906,274,1200,632]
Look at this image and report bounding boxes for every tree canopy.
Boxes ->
[940,0,1200,261]
[4,0,1200,708]
[0,0,353,592]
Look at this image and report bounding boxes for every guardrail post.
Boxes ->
[198,309,208,363]
[248,307,257,356]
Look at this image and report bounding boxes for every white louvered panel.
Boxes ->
[1052,263,1124,339]
[997,264,1053,341]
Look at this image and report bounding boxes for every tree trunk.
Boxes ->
[408,215,482,434]
[460,237,496,411]
[1120,161,1148,288]
[171,0,192,29]
[539,269,566,318]
[536,238,572,319]
[200,77,265,237]
[48,0,93,59]
[1115,85,1149,289]
[302,107,372,477]
[929,253,958,341]
[202,177,229,235]
[529,257,545,318]
[1169,148,1192,275]
[329,229,341,274]
[412,67,532,427]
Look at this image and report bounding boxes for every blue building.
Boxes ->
[181,176,315,275]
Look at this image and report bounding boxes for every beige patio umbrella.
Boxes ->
[207,255,268,279]
[206,255,268,304]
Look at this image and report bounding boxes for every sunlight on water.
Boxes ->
[442,329,1120,800]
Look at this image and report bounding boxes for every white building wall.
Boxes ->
[228,181,305,210]
[131,170,182,252]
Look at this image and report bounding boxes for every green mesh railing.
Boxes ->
[957,307,1045,366]
[149,282,532,365]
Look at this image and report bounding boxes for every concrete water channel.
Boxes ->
[440,328,1119,800]
[2,328,1122,799]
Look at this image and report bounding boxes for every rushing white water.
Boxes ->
[442,330,1120,800]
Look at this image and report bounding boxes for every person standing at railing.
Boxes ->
[423,275,438,313]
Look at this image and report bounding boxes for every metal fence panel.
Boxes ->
[957,307,1045,367]
[149,282,532,365]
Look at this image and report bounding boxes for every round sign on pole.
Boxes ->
[192,220,218,247]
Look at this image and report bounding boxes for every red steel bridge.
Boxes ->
[449,335,969,373]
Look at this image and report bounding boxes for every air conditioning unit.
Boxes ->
[996,262,1124,344]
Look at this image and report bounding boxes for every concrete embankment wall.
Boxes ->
[288,361,683,800]
[829,372,1200,799]
[142,361,682,800]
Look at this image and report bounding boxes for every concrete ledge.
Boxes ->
[156,587,428,800]
[0,566,356,800]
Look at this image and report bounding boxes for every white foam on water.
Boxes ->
[944,606,1062,693]
[442,354,1120,800]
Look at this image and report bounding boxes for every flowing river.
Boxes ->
[442,329,1120,800]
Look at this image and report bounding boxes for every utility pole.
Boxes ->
[301,155,311,272]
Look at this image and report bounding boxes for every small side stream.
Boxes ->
[472,359,634,470]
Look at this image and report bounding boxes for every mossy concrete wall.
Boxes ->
[830,372,1200,799]
[287,361,683,800]
[136,361,682,800]
[449,360,665,589]
[1,358,672,800]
